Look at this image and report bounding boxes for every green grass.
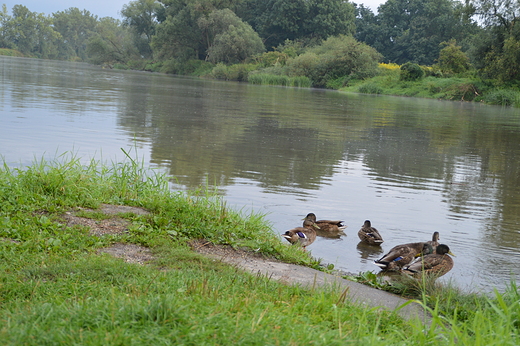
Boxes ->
[1,150,520,344]
[248,73,312,87]
[0,48,24,57]
[342,67,520,107]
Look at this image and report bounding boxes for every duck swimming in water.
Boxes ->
[357,220,384,245]
[282,215,319,250]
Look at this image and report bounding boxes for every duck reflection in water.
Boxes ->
[356,241,384,260]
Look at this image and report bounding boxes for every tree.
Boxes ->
[436,39,472,75]
[86,17,138,66]
[53,8,98,60]
[153,0,261,62]
[467,0,520,83]
[356,0,476,65]
[237,0,355,49]
[0,5,15,49]
[4,5,60,58]
[198,9,264,63]
[121,0,162,58]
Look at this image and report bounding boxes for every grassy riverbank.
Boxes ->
[1,153,519,344]
[340,63,520,107]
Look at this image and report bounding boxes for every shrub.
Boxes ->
[247,73,311,87]
[254,51,290,67]
[358,83,383,94]
[483,89,520,106]
[436,40,472,75]
[286,35,382,88]
[400,62,424,81]
[210,63,257,81]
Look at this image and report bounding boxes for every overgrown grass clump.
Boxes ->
[248,73,311,87]
[0,48,24,57]
[1,151,520,344]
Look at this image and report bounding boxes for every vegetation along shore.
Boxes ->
[0,153,519,344]
[1,0,519,106]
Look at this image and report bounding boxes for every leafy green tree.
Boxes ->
[86,17,138,66]
[121,0,162,58]
[198,9,264,63]
[0,5,15,49]
[152,0,219,61]
[153,0,260,62]
[237,0,355,49]
[53,8,98,60]
[436,39,472,75]
[356,0,476,65]
[5,5,60,58]
[468,0,520,83]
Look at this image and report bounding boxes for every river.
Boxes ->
[2,55,520,293]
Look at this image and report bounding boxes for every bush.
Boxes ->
[286,35,382,88]
[210,63,258,81]
[247,73,311,87]
[400,62,425,81]
[483,89,520,106]
[254,51,290,67]
[358,83,383,94]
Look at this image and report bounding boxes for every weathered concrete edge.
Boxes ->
[205,253,431,325]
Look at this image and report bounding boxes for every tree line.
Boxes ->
[0,0,518,87]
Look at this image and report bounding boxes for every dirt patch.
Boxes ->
[98,243,154,265]
[62,204,153,264]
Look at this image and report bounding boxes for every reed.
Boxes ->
[248,73,311,87]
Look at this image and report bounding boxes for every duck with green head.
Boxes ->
[374,242,433,271]
[402,244,455,277]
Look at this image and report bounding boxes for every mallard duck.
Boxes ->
[282,216,318,250]
[305,213,346,233]
[403,244,455,277]
[374,242,433,271]
[358,220,384,245]
[426,232,440,252]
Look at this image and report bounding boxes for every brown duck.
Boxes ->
[305,213,346,233]
[282,215,318,250]
[374,242,433,271]
[426,231,440,252]
[403,244,455,277]
[357,220,384,245]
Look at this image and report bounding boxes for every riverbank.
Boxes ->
[0,153,519,344]
[3,48,518,108]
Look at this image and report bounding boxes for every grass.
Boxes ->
[0,48,24,57]
[248,73,312,87]
[342,65,520,107]
[1,150,520,344]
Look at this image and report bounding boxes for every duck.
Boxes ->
[374,242,433,271]
[357,220,384,245]
[305,213,346,233]
[403,244,455,277]
[281,216,318,250]
[426,231,440,252]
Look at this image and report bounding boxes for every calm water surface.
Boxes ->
[2,56,520,293]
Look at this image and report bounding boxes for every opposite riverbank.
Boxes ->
[0,152,519,344]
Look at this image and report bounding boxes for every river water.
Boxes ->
[2,56,520,293]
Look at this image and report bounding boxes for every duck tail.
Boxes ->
[373,260,388,268]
